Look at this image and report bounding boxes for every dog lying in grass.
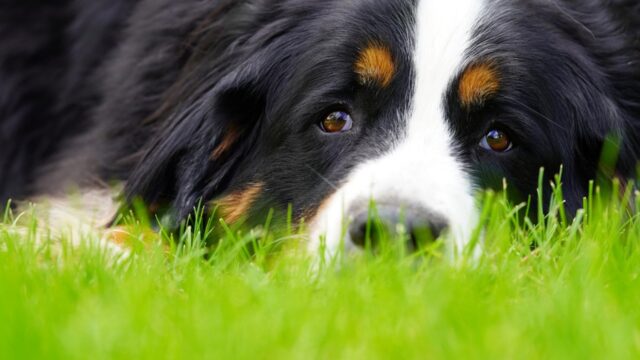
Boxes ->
[1,0,639,255]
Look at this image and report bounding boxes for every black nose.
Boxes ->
[348,203,449,250]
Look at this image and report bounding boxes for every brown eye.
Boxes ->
[320,111,353,133]
[481,129,512,152]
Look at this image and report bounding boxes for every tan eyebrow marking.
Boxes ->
[211,126,241,160]
[458,62,500,108]
[214,182,264,224]
[355,44,396,88]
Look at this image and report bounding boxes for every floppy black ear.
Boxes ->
[123,74,266,222]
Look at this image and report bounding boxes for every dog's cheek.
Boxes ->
[210,182,265,225]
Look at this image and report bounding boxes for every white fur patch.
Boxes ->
[11,189,128,258]
[309,0,485,257]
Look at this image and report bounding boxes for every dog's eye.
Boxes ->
[481,129,512,152]
[320,111,353,133]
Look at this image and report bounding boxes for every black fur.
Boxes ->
[1,0,639,229]
[451,0,640,212]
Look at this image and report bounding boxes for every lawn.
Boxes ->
[2,179,640,359]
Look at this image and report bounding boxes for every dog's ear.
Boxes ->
[123,71,266,222]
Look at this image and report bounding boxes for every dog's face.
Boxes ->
[124,0,634,254]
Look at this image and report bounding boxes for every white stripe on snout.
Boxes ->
[309,0,485,257]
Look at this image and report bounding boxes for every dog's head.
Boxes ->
[122,0,639,253]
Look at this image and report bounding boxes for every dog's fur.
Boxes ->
[1,0,640,253]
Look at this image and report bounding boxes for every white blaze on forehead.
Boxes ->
[309,0,485,257]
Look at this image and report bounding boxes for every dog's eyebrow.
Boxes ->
[211,126,241,160]
[458,62,500,108]
[354,43,395,88]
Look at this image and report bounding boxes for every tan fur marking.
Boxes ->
[215,182,264,223]
[211,128,241,160]
[355,44,395,87]
[301,194,334,225]
[459,62,500,107]
[107,227,132,247]
[106,226,159,248]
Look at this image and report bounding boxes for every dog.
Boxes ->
[1,0,639,254]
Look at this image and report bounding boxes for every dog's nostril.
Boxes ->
[348,212,387,248]
[407,218,449,248]
[348,220,372,248]
[348,204,450,249]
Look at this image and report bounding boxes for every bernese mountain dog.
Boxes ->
[1,0,639,254]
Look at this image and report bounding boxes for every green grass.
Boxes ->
[2,177,640,359]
